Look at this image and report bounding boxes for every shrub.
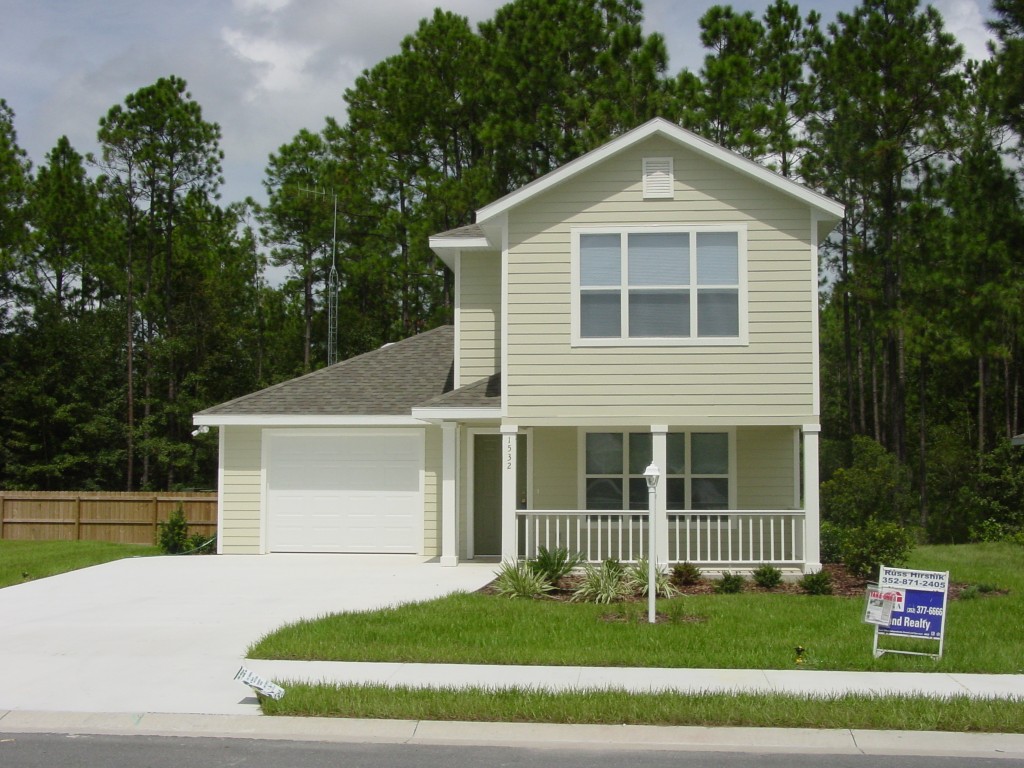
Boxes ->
[715,571,745,594]
[969,518,1010,543]
[529,546,581,584]
[799,570,833,595]
[752,563,783,589]
[157,505,189,554]
[186,532,216,554]
[820,436,914,527]
[626,558,678,598]
[672,561,702,586]
[493,560,553,599]
[841,520,914,578]
[819,522,847,564]
[572,560,632,603]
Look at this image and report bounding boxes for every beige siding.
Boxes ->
[220,426,262,554]
[531,427,578,510]
[737,426,798,509]
[458,251,501,386]
[423,425,441,556]
[505,135,816,422]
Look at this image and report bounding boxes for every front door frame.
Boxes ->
[468,427,532,560]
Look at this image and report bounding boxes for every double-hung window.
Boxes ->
[582,430,732,512]
[574,226,746,345]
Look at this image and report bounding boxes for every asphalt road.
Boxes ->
[2,733,1022,768]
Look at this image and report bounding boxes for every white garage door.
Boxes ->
[266,431,422,553]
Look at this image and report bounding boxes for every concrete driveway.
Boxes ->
[0,554,494,715]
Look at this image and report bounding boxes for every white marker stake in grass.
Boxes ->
[644,462,660,624]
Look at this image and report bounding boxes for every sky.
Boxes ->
[1,0,998,208]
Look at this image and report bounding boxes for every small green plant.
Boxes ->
[672,561,702,586]
[572,560,632,603]
[626,557,679,598]
[841,520,914,578]
[528,546,581,584]
[799,570,833,595]
[492,560,553,599]
[715,571,745,594]
[157,505,189,554]
[752,563,783,590]
[186,532,216,554]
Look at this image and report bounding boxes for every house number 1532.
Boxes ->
[506,438,513,469]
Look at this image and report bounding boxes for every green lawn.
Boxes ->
[260,685,1024,733]
[249,542,1023,675]
[0,540,160,589]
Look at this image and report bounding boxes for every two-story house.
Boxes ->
[193,118,843,573]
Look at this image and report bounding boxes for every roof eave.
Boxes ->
[474,117,845,225]
[192,414,430,427]
[409,407,503,422]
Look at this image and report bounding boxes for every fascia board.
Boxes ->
[409,407,503,422]
[192,414,428,427]
[475,117,845,225]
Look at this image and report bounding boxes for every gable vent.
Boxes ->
[643,157,674,199]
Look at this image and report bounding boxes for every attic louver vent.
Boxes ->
[643,157,674,199]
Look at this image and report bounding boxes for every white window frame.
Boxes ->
[570,224,748,347]
[577,428,736,513]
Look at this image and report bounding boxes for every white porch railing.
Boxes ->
[517,510,805,566]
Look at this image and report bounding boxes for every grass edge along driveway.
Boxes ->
[252,543,1024,728]
[0,540,159,589]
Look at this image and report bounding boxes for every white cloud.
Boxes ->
[933,0,995,61]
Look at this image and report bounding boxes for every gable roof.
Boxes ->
[194,326,454,425]
[475,117,844,226]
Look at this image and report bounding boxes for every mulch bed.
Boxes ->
[480,562,995,601]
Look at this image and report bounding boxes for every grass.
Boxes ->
[0,539,159,589]
[260,683,1024,733]
[249,543,1023,675]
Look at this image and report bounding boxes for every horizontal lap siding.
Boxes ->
[506,136,816,422]
[458,251,500,386]
[423,426,440,557]
[737,426,798,509]
[221,426,262,553]
[531,427,578,510]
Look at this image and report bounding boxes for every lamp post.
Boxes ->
[643,462,660,624]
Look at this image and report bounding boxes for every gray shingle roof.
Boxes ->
[432,223,485,239]
[416,373,501,410]
[196,326,454,417]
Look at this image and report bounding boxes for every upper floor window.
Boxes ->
[572,226,747,346]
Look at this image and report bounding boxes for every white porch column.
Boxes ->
[802,425,821,574]
[500,424,518,562]
[440,422,459,567]
[651,425,669,563]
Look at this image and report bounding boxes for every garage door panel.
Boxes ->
[267,432,422,553]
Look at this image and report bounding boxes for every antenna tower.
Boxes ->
[327,193,339,366]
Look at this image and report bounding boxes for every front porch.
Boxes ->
[437,423,821,573]
[519,509,806,569]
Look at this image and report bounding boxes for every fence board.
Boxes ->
[0,491,217,545]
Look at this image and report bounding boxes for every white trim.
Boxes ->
[454,251,462,391]
[793,426,802,510]
[500,423,518,561]
[259,429,270,554]
[440,422,459,567]
[467,426,501,560]
[216,426,225,554]
[811,212,822,417]
[410,407,502,421]
[194,414,428,427]
[500,212,509,415]
[570,224,749,347]
[476,118,844,225]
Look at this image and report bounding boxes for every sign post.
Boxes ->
[870,566,949,660]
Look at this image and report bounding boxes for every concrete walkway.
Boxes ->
[1,556,1023,758]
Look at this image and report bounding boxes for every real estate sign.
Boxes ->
[871,566,949,660]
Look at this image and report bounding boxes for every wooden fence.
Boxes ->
[0,491,217,545]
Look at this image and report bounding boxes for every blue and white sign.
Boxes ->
[873,566,949,659]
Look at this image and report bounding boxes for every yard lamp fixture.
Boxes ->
[643,462,660,624]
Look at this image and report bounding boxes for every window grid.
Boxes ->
[577,228,742,342]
